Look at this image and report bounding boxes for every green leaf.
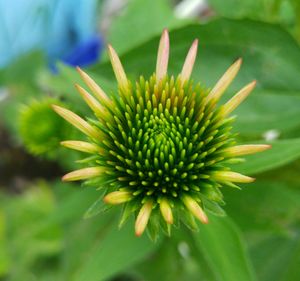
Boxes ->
[235,138,300,175]
[200,195,226,217]
[135,234,217,281]
[0,51,45,85]
[1,184,63,280]
[60,209,116,280]
[73,221,160,281]
[83,191,111,219]
[193,215,256,281]
[207,0,278,20]
[224,181,300,232]
[224,181,300,279]
[207,0,297,30]
[250,232,300,281]
[234,91,300,137]
[107,0,190,56]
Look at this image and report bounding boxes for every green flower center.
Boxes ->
[109,75,231,202]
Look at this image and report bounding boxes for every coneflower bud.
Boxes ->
[19,98,68,157]
[54,30,270,237]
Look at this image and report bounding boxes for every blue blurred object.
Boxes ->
[0,0,102,68]
[61,35,103,67]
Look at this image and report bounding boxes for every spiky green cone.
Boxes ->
[53,30,270,238]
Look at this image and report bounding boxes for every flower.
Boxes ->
[53,30,270,237]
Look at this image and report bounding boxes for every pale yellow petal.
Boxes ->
[107,44,129,90]
[52,105,102,140]
[207,58,242,103]
[180,39,198,83]
[211,171,255,183]
[61,140,102,154]
[182,195,208,224]
[160,198,173,224]
[62,167,104,181]
[224,144,271,157]
[75,84,104,116]
[76,67,111,105]
[104,191,133,205]
[221,80,256,116]
[156,29,169,82]
[135,200,153,236]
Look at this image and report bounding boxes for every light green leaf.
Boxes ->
[207,0,297,30]
[107,0,190,56]
[193,215,256,281]
[250,233,300,281]
[224,181,300,232]
[234,91,300,137]
[202,196,226,217]
[73,221,160,281]
[135,233,217,281]
[224,181,299,279]
[207,0,278,20]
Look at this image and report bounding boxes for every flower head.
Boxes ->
[53,30,270,237]
[20,98,68,157]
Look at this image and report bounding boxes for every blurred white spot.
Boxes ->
[263,129,280,141]
[178,241,190,259]
[0,87,9,102]
[175,0,208,18]
[101,0,128,32]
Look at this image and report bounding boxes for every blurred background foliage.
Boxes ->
[0,0,300,280]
